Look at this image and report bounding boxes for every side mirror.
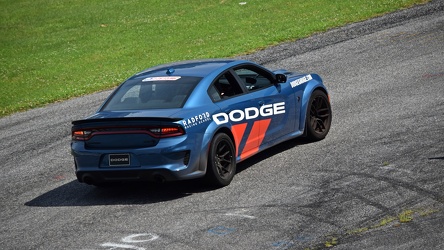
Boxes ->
[275,74,287,83]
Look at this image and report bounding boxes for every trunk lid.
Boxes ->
[72,117,183,149]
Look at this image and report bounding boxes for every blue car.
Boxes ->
[71,59,331,187]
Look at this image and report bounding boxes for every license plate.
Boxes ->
[109,154,130,166]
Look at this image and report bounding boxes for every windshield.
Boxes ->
[101,76,201,110]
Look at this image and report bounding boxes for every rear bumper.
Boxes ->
[71,133,208,185]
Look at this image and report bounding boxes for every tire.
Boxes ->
[205,133,236,187]
[305,90,332,141]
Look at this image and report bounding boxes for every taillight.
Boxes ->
[72,130,92,141]
[149,126,185,138]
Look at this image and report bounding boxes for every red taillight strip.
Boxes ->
[72,126,185,141]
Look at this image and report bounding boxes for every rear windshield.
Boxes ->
[101,76,201,110]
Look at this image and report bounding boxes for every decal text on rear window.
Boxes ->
[142,76,181,82]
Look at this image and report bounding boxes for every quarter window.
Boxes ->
[211,72,244,101]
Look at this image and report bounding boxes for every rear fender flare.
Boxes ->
[199,123,235,173]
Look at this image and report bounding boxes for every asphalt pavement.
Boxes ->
[1,1,443,249]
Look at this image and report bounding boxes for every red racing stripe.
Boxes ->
[231,123,247,157]
[240,119,271,160]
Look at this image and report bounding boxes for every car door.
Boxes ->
[210,70,269,160]
[210,65,298,161]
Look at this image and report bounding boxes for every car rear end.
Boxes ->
[71,117,203,185]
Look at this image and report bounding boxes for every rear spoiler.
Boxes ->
[72,117,182,125]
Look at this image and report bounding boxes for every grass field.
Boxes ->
[0,0,428,117]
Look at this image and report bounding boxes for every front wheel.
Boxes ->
[306,90,332,141]
[205,133,236,187]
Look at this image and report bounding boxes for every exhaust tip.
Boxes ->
[82,174,96,185]
[153,174,166,183]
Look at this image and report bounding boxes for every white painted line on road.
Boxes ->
[225,208,256,219]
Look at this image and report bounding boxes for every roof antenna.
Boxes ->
[166,68,175,75]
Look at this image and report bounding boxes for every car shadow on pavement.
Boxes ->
[25,137,310,207]
[235,137,311,174]
[25,180,203,207]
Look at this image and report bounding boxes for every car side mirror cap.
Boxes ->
[275,74,287,83]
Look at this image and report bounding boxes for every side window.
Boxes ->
[234,67,273,91]
[210,72,244,101]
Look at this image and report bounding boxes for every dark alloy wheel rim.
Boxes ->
[310,95,331,134]
[214,140,234,179]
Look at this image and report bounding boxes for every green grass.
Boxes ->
[347,208,440,236]
[0,0,428,117]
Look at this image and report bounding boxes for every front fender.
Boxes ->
[298,74,329,131]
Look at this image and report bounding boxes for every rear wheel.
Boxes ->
[306,90,332,141]
[205,133,236,187]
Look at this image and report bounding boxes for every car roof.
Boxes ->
[130,59,249,79]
